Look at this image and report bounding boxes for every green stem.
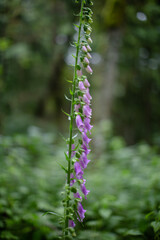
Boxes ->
[64,0,84,239]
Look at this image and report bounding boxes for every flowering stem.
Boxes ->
[64,0,84,238]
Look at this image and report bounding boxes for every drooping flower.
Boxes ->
[85,65,93,74]
[82,142,91,155]
[84,78,90,88]
[74,161,83,179]
[80,152,90,168]
[80,182,90,199]
[78,81,86,91]
[85,88,92,100]
[84,57,89,65]
[87,37,93,44]
[87,52,92,59]
[69,220,76,228]
[74,192,82,200]
[84,117,93,133]
[76,115,84,132]
[82,132,91,145]
[74,104,81,112]
[83,105,92,118]
[82,45,87,53]
[83,94,90,105]
[87,45,92,52]
[77,202,86,222]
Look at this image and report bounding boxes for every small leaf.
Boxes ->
[73,24,79,28]
[64,95,71,101]
[61,108,70,117]
[42,211,61,217]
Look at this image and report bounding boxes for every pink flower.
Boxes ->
[84,57,89,65]
[74,104,81,112]
[78,81,86,91]
[84,78,90,88]
[86,65,93,74]
[82,46,87,53]
[76,115,84,132]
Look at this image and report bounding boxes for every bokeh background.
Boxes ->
[0,0,160,239]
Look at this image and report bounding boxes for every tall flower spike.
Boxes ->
[63,0,93,237]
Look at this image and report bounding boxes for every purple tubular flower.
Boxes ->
[83,105,92,118]
[83,94,90,105]
[80,152,91,169]
[84,57,89,65]
[70,173,76,186]
[82,132,91,145]
[80,182,90,199]
[69,220,76,228]
[74,161,83,179]
[84,117,93,133]
[84,78,90,88]
[74,104,81,112]
[74,192,82,200]
[86,65,93,74]
[78,81,86,91]
[82,142,91,155]
[76,115,84,132]
[77,202,86,222]
[87,52,92,59]
[86,88,92,100]
[82,46,87,53]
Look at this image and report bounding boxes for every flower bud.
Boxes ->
[87,37,93,44]
[87,52,92,59]
[82,45,87,53]
[87,45,92,52]
[84,57,89,65]
[85,65,93,74]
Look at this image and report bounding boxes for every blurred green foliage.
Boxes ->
[0,125,160,239]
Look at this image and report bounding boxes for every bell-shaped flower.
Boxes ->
[83,94,90,105]
[82,132,91,145]
[76,115,84,132]
[86,88,92,100]
[86,65,93,74]
[80,182,90,199]
[74,161,83,179]
[77,202,86,222]
[83,105,92,118]
[82,142,91,155]
[87,52,92,59]
[84,118,93,134]
[74,104,81,112]
[84,57,89,65]
[87,45,92,52]
[80,152,91,169]
[84,78,90,88]
[78,81,86,91]
[82,45,87,53]
[74,192,82,200]
[69,220,76,228]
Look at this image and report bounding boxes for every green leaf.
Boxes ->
[151,221,160,233]
[42,211,61,217]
